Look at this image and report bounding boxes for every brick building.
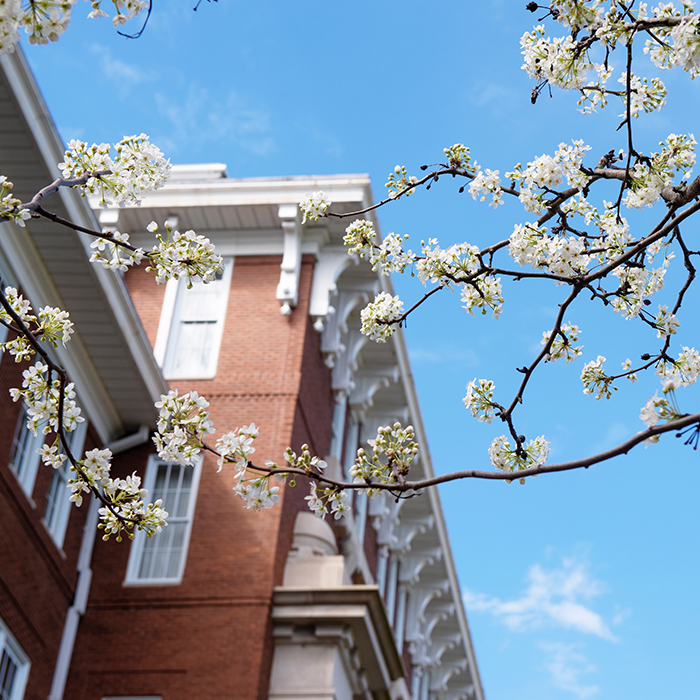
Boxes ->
[0,49,484,700]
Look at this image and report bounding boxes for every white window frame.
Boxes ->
[9,407,45,500]
[124,456,202,586]
[154,257,233,380]
[0,617,30,700]
[43,419,88,548]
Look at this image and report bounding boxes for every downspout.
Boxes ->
[48,425,151,700]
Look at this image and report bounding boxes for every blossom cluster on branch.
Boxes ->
[0,0,148,54]
[5,1,700,540]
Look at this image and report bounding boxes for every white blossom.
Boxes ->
[385,165,418,199]
[460,276,504,318]
[581,355,616,399]
[145,221,222,287]
[152,390,215,466]
[542,323,583,363]
[416,240,481,286]
[468,168,503,208]
[299,191,330,223]
[0,176,31,225]
[654,305,680,337]
[350,422,418,493]
[360,292,404,342]
[10,361,84,435]
[216,423,259,472]
[488,434,551,483]
[90,231,145,272]
[59,134,171,208]
[463,379,496,423]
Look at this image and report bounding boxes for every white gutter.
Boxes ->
[48,427,151,700]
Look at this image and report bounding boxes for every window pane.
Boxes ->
[0,650,17,700]
[152,464,170,501]
[132,463,198,582]
[9,416,33,480]
[169,321,217,377]
[173,469,193,518]
[163,258,231,379]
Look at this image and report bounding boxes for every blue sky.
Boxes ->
[22,2,700,698]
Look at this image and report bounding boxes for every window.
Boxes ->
[157,258,233,379]
[125,457,202,585]
[9,407,44,499]
[0,618,29,700]
[43,420,88,547]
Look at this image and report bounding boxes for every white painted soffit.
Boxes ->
[0,48,168,442]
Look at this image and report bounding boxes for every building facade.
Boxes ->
[0,49,484,700]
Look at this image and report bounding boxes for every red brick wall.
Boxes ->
[0,353,92,700]
[66,254,336,700]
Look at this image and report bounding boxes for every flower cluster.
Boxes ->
[521,4,695,116]
[618,72,668,118]
[19,1,74,48]
[0,0,152,55]
[653,305,680,338]
[542,323,583,363]
[282,443,328,476]
[65,448,169,540]
[521,24,594,90]
[9,362,83,434]
[350,422,419,493]
[343,219,414,274]
[232,477,280,511]
[299,190,331,223]
[509,223,590,277]
[385,165,418,199]
[145,221,223,287]
[88,0,148,27]
[0,176,31,226]
[460,276,504,318]
[507,140,591,214]
[305,483,350,520]
[216,423,259,472]
[416,239,481,286]
[444,143,475,171]
[624,133,696,209]
[90,231,145,272]
[463,378,497,423]
[37,442,67,469]
[639,392,682,429]
[581,355,616,400]
[469,168,503,208]
[1,287,74,362]
[59,135,171,208]
[216,424,281,512]
[360,292,404,342]
[657,346,700,386]
[234,442,326,513]
[488,435,551,484]
[610,262,669,319]
[153,390,214,466]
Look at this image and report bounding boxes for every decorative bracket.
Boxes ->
[276,204,302,315]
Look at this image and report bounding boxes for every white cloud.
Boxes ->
[89,44,152,98]
[153,85,275,158]
[463,555,617,641]
[540,642,599,698]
